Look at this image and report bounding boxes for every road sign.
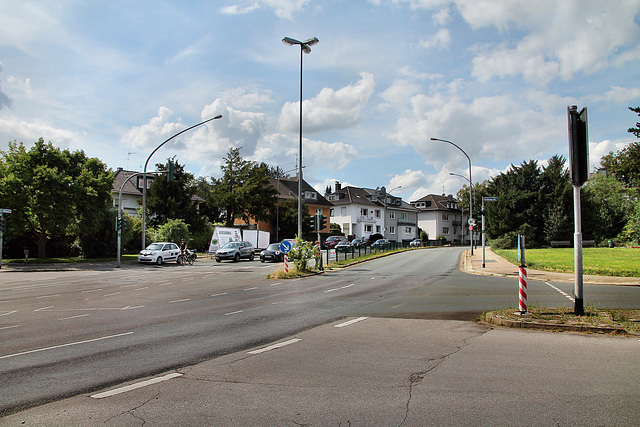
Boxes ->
[0,209,12,213]
[483,197,498,202]
[468,218,476,226]
[280,240,293,253]
[469,225,473,231]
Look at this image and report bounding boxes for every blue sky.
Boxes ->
[1,0,639,202]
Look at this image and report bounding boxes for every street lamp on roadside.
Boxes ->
[431,137,474,254]
[449,172,472,250]
[282,36,319,238]
[141,115,222,249]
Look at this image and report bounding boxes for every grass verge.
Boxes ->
[482,306,640,335]
[494,247,640,277]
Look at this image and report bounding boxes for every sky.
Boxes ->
[1,0,640,203]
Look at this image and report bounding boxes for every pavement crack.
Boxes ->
[399,328,489,426]
[103,392,160,425]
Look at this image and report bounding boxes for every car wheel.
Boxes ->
[156,257,163,265]
[215,258,221,263]
[234,253,240,262]
[249,252,255,261]
[260,258,265,263]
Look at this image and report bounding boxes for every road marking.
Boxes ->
[134,287,149,291]
[104,292,121,297]
[59,314,91,320]
[121,305,144,310]
[244,287,258,291]
[247,338,301,355]
[334,317,369,328]
[545,282,575,302]
[272,301,284,305]
[37,294,60,299]
[158,282,172,286]
[0,324,20,330]
[82,289,103,293]
[0,331,134,360]
[169,299,190,304]
[325,283,355,293]
[0,310,17,317]
[270,282,282,287]
[90,373,183,399]
[210,292,228,297]
[224,310,244,316]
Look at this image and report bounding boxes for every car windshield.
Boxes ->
[146,243,163,251]
[222,242,241,249]
[267,243,280,250]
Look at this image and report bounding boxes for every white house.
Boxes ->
[410,194,469,244]
[326,182,418,242]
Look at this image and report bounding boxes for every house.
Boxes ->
[234,175,333,242]
[410,194,468,244]
[326,182,418,242]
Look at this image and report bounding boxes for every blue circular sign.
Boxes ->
[280,240,293,253]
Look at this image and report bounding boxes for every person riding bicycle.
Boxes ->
[180,239,188,256]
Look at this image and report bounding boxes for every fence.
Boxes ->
[321,239,445,266]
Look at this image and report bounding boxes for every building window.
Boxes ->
[442,227,449,235]
[401,212,406,219]
[389,211,395,219]
[405,227,412,234]
[341,207,347,216]
[442,213,449,221]
[365,224,373,233]
[304,191,317,200]
[361,208,368,216]
[343,223,350,235]
[330,208,334,216]
[375,209,381,218]
[376,225,381,233]
[390,226,396,234]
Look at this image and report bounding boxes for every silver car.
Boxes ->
[215,241,255,262]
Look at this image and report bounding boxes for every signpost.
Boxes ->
[0,209,11,269]
[481,197,498,268]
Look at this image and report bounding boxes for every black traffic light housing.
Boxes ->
[0,216,5,233]
[319,215,327,231]
[568,105,589,187]
[309,215,316,231]
[167,160,175,182]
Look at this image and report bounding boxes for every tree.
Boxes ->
[209,148,277,227]
[274,198,310,239]
[539,155,573,244]
[0,139,113,258]
[600,141,640,189]
[582,173,634,243]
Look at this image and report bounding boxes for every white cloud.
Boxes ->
[278,72,376,134]
[432,7,452,25]
[590,138,637,171]
[419,28,451,49]
[219,0,312,19]
[586,86,640,105]
[0,115,77,148]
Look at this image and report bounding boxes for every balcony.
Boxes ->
[356,215,376,223]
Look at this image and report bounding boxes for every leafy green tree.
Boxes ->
[209,147,277,227]
[154,218,190,244]
[539,155,573,244]
[0,139,113,258]
[274,198,310,240]
[620,199,640,244]
[582,173,634,243]
[600,141,640,189]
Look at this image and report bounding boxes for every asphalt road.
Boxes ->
[1,247,638,418]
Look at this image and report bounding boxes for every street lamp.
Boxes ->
[449,172,472,251]
[282,36,319,238]
[431,137,473,254]
[381,185,401,240]
[141,115,222,249]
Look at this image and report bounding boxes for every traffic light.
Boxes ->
[167,160,175,182]
[116,216,122,231]
[309,215,316,231]
[121,217,127,232]
[320,215,327,231]
[0,216,5,233]
[568,105,589,187]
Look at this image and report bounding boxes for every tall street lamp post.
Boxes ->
[141,115,222,249]
[282,36,319,238]
[431,137,473,254]
[449,172,472,249]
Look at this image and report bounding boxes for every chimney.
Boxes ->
[335,181,341,191]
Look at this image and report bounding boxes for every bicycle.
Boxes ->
[177,251,197,266]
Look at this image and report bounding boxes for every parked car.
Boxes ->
[215,241,255,262]
[138,242,180,265]
[323,235,347,249]
[260,243,284,262]
[335,240,352,252]
[350,238,366,247]
[371,239,390,249]
[410,238,422,247]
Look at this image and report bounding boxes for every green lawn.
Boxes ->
[494,247,640,277]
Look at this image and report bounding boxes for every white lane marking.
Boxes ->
[0,325,20,330]
[104,292,121,297]
[133,287,149,291]
[248,338,302,355]
[244,287,258,291]
[158,282,172,286]
[37,294,60,299]
[0,310,17,317]
[545,282,575,302]
[59,314,91,321]
[91,373,183,399]
[121,305,144,310]
[183,278,195,282]
[224,310,244,316]
[334,317,369,328]
[82,289,103,293]
[325,283,355,293]
[169,299,190,304]
[270,282,282,287]
[210,292,228,297]
[272,301,284,305]
[120,284,139,288]
[0,331,133,360]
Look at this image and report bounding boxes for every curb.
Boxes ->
[482,312,631,335]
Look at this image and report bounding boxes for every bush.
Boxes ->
[287,235,314,272]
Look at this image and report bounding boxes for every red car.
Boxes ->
[323,235,347,249]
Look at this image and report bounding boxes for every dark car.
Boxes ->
[260,243,284,262]
[215,241,255,262]
[372,239,390,249]
[350,238,365,247]
[323,235,347,249]
[335,239,352,252]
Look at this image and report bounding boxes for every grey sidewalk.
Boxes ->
[463,246,640,286]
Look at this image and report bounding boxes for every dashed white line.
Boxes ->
[158,282,172,286]
[210,292,228,297]
[270,282,282,287]
[244,287,258,291]
[104,292,121,297]
[82,289,103,293]
[34,306,53,312]
[59,314,91,321]
[545,282,575,302]
[248,338,302,355]
[0,310,17,317]
[334,317,369,328]
[0,332,134,360]
[37,294,60,299]
[325,283,355,293]
[224,310,244,316]
[0,324,20,330]
[272,301,284,305]
[169,299,190,304]
[91,373,183,399]
[133,287,149,291]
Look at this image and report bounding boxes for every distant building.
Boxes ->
[410,194,468,245]
[326,182,418,242]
